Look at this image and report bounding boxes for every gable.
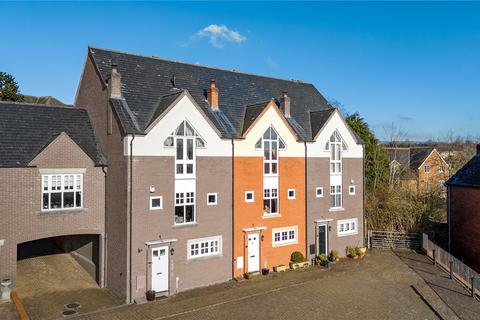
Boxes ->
[419,149,448,170]
[234,103,304,157]
[307,110,363,158]
[125,94,231,157]
[29,132,95,167]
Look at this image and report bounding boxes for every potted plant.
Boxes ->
[315,254,329,266]
[347,246,358,259]
[289,251,309,269]
[328,249,340,262]
[356,246,366,258]
[261,268,270,276]
[146,290,156,301]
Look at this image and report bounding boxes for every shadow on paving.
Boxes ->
[395,250,480,320]
[16,253,121,320]
[78,251,438,320]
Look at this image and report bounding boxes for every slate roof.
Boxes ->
[0,101,107,167]
[409,148,434,170]
[385,147,411,168]
[240,100,272,136]
[89,47,338,141]
[446,154,480,187]
[23,95,64,106]
[310,109,335,139]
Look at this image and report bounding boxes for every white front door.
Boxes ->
[151,246,169,292]
[247,233,260,273]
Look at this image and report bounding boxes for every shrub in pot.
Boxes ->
[328,249,339,262]
[316,254,329,266]
[146,290,156,301]
[291,251,306,263]
[356,246,365,258]
[347,246,358,259]
[262,268,270,276]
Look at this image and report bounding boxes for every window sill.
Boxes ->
[172,222,199,229]
[39,208,88,215]
[272,241,298,247]
[187,253,222,261]
[262,213,282,219]
[329,208,345,212]
[338,231,358,237]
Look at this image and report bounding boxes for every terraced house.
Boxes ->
[75,47,364,302]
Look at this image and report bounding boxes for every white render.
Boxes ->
[234,103,304,158]
[124,95,231,157]
[307,109,363,158]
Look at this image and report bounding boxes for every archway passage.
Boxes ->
[16,235,121,319]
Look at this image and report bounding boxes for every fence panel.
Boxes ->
[368,231,421,250]
[422,233,480,296]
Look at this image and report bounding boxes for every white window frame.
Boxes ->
[150,196,163,210]
[260,126,285,176]
[329,131,342,174]
[315,187,324,198]
[349,185,356,196]
[42,174,83,211]
[207,193,218,206]
[263,188,279,215]
[337,218,358,236]
[439,165,444,173]
[175,191,195,225]
[330,185,342,209]
[187,235,222,259]
[245,191,254,203]
[424,165,430,173]
[287,189,296,200]
[272,226,298,247]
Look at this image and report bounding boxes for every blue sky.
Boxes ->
[1,2,479,141]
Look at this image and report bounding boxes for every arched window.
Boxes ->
[163,120,206,177]
[328,131,344,174]
[255,126,286,175]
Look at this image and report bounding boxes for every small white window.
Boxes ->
[245,191,254,203]
[150,196,163,210]
[424,165,430,173]
[439,165,444,173]
[316,187,323,198]
[272,226,298,246]
[349,186,356,195]
[42,174,83,211]
[207,193,218,206]
[330,185,342,208]
[338,218,358,236]
[288,189,296,200]
[188,236,222,259]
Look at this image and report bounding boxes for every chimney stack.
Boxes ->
[208,79,219,110]
[110,63,122,99]
[280,91,291,118]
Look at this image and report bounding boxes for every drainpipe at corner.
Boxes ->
[231,138,235,279]
[101,165,108,289]
[128,134,135,304]
[304,141,308,259]
[447,185,451,253]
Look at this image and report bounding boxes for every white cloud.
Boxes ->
[196,24,247,48]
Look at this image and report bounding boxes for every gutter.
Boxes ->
[128,134,135,303]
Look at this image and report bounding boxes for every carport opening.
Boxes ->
[17,234,101,284]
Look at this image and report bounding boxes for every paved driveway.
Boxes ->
[16,253,121,320]
[79,250,439,320]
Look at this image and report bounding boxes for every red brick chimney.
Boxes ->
[110,63,122,99]
[208,79,219,110]
[280,91,291,118]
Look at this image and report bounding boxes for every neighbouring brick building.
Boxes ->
[0,101,107,288]
[446,146,480,272]
[385,147,449,193]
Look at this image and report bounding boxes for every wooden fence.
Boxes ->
[367,230,421,250]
